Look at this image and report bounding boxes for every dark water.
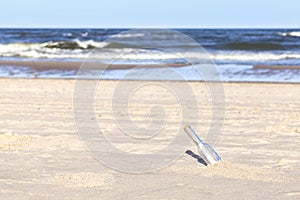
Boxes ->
[0,28,300,82]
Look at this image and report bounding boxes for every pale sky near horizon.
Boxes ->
[0,0,299,28]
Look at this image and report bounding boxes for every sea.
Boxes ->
[0,28,300,82]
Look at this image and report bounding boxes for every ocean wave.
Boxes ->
[1,40,300,65]
[0,40,108,54]
[45,39,108,50]
[81,32,89,37]
[279,31,300,37]
[0,40,108,59]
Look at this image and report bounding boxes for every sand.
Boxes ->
[0,78,299,200]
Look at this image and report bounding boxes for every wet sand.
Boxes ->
[0,60,188,71]
[0,78,299,200]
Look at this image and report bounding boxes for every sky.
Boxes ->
[0,0,299,28]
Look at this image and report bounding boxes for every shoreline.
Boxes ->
[1,60,300,83]
[1,60,300,70]
[1,77,300,84]
[0,60,189,70]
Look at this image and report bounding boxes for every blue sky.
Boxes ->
[1,0,299,28]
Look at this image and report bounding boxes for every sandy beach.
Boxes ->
[0,78,299,199]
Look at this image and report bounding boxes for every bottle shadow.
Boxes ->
[185,150,208,166]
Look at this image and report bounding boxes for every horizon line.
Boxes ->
[0,25,299,29]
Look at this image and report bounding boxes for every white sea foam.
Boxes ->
[73,39,108,49]
[81,32,89,37]
[0,40,108,58]
[279,31,300,37]
[211,51,300,62]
